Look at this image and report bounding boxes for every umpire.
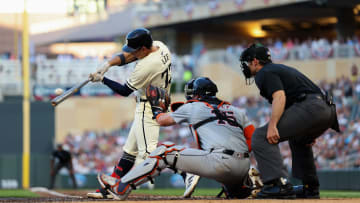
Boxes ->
[239,44,339,199]
[49,144,77,189]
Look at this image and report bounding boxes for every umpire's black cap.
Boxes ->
[123,28,153,53]
[240,43,272,65]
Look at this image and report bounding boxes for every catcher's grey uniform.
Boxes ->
[101,99,256,199]
[166,100,253,185]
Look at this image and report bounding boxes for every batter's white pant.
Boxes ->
[123,101,160,163]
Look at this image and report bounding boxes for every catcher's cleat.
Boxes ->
[183,173,200,198]
[97,173,118,189]
[86,188,113,199]
[248,168,263,189]
[98,172,131,200]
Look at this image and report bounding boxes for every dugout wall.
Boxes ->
[0,99,54,189]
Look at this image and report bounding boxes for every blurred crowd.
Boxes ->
[63,75,360,174]
[226,36,360,61]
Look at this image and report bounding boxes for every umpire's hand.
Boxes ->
[267,125,280,144]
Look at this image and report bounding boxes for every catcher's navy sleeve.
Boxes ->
[103,77,133,96]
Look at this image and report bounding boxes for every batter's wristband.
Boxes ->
[118,54,126,66]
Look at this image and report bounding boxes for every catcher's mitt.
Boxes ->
[146,85,170,118]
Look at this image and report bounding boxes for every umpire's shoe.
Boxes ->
[98,173,132,200]
[86,188,113,199]
[256,177,296,199]
[183,173,200,198]
[293,185,320,199]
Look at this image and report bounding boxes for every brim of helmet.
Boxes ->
[122,45,137,53]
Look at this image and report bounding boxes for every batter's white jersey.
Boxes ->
[126,41,172,100]
[123,40,172,162]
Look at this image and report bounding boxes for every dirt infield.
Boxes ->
[1,190,359,203]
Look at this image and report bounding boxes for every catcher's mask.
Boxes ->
[192,77,218,99]
[184,79,195,100]
[123,28,153,53]
[240,44,272,84]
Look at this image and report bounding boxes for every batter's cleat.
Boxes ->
[255,177,296,199]
[86,188,113,199]
[248,168,263,189]
[183,173,200,198]
[293,185,320,199]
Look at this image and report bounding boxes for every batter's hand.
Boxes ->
[89,72,104,82]
[266,125,280,144]
[96,61,111,76]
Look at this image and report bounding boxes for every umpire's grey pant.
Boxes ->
[252,95,337,185]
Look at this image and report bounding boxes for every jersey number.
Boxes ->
[211,110,238,127]
[161,63,172,88]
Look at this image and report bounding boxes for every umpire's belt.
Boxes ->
[212,149,249,159]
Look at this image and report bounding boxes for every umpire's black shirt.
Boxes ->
[52,150,72,164]
[255,63,322,109]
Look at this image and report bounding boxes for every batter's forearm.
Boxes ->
[269,91,286,127]
[103,77,133,96]
[110,53,137,66]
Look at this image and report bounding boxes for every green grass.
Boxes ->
[0,189,39,198]
[132,188,360,198]
[321,190,360,198]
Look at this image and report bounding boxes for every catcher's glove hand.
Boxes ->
[145,85,170,119]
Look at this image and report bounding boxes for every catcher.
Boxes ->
[97,77,261,200]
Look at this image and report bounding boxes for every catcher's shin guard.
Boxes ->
[121,142,185,186]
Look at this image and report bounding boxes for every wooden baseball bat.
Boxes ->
[51,79,90,107]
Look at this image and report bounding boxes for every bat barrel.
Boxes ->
[51,79,90,107]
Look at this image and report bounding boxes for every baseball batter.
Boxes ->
[87,28,173,199]
[97,77,258,200]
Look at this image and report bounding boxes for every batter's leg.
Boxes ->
[135,110,160,162]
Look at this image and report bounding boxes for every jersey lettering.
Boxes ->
[161,52,170,65]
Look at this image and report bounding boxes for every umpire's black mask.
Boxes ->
[239,44,272,84]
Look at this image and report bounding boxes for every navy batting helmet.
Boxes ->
[122,28,153,53]
[192,77,218,98]
[239,44,272,79]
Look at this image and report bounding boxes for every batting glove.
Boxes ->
[96,61,111,76]
[89,72,104,82]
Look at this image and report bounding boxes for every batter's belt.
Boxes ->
[135,97,148,103]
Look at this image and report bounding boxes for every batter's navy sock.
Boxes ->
[111,152,136,178]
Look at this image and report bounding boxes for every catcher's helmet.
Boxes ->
[239,44,272,79]
[123,28,153,53]
[184,79,195,100]
[192,77,218,98]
